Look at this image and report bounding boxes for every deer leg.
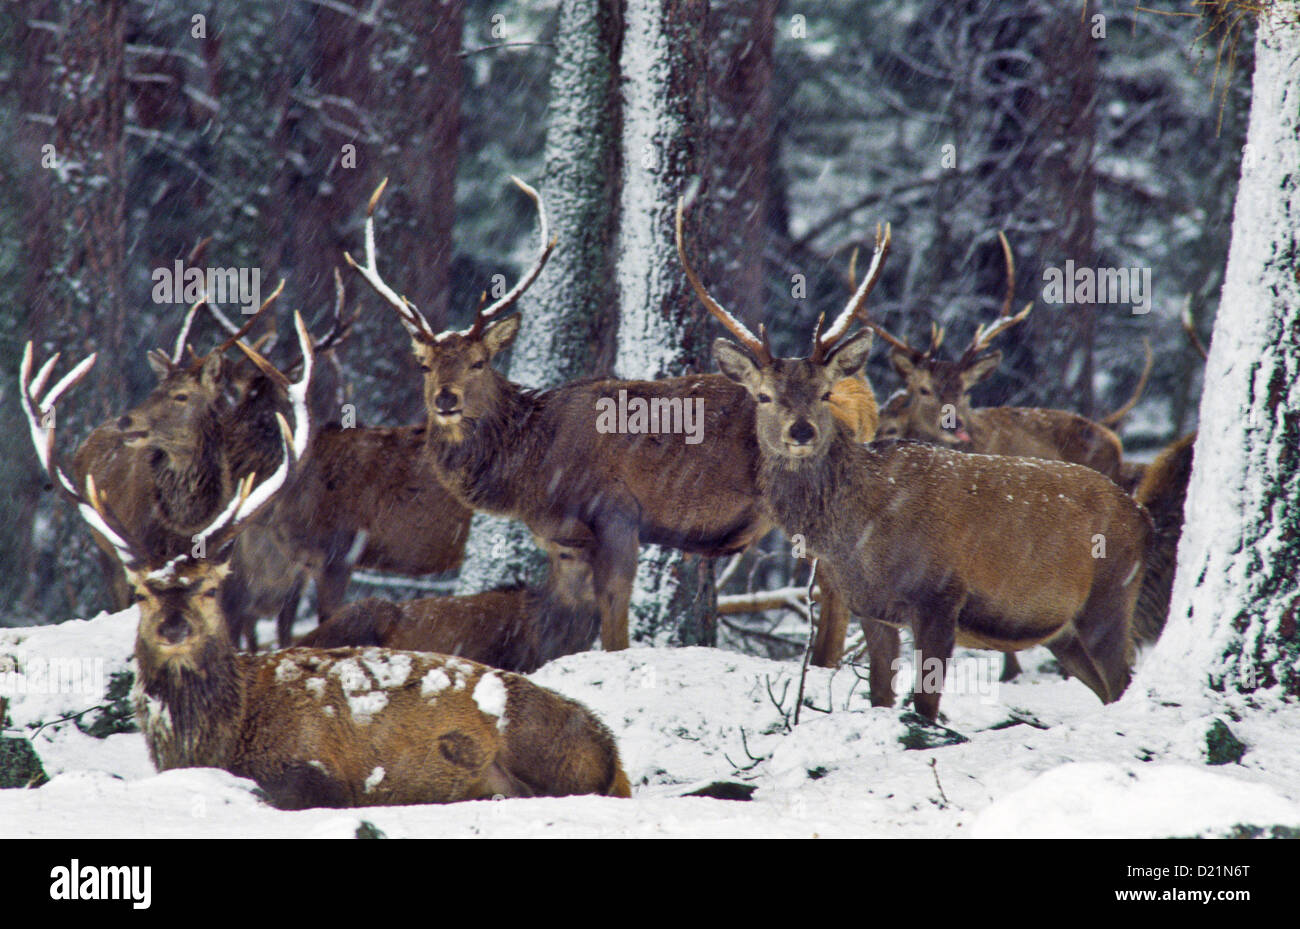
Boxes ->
[1000,653,1022,681]
[861,618,901,707]
[315,554,354,624]
[910,596,961,721]
[274,574,306,648]
[590,515,639,652]
[1043,627,1111,702]
[1063,582,1137,703]
[811,579,850,667]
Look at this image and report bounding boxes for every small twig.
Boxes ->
[929,757,949,807]
[457,41,555,58]
[722,726,770,774]
[764,674,793,732]
[793,560,818,727]
[19,703,109,741]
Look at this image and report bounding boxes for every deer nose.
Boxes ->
[117,414,133,430]
[157,613,190,645]
[434,388,460,413]
[788,419,816,444]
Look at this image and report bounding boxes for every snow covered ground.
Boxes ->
[2,608,1298,838]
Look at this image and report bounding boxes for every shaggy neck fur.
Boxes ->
[151,414,229,533]
[425,378,546,512]
[133,634,246,771]
[756,430,862,550]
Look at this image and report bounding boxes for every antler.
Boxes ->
[675,196,773,365]
[464,176,556,339]
[1181,296,1209,361]
[812,222,892,362]
[343,177,436,340]
[19,345,142,566]
[956,231,1032,367]
[187,311,313,564]
[314,268,360,354]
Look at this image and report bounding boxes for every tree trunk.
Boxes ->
[614,0,715,647]
[1135,6,1300,705]
[456,0,621,596]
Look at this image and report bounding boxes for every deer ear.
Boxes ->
[147,350,172,380]
[960,351,1001,390]
[199,353,225,392]
[826,329,873,380]
[889,349,916,382]
[482,315,521,357]
[712,338,762,391]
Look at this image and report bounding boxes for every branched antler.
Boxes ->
[676,196,773,364]
[344,177,436,340]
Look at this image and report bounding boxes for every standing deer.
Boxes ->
[296,544,598,673]
[865,240,1153,677]
[680,204,1154,720]
[343,177,876,660]
[201,279,474,647]
[21,328,629,809]
[867,233,1139,483]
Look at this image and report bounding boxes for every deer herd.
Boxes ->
[20,175,1196,811]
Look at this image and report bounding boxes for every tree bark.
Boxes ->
[1135,6,1300,705]
[456,0,621,595]
[614,0,715,647]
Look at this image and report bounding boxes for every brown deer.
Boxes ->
[296,545,598,673]
[680,205,1154,720]
[199,281,473,648]
[70,289,282,610]
[21,333,630,809]
[344,177,874,662]
[867,233,1134,484]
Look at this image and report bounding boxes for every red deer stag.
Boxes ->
[202,280,473,648]
[680,203,1154,720]
[70,288,282,610]
[868,234,1130,483]
[296,544,598,673]
[21,328,629,809]
[344,178,872,661]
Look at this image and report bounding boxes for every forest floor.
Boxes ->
[2,608,1299,838]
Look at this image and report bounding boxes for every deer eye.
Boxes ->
[918,387,932,397]
[173,393,189,402]
[132,592,147,604]
[821,391,832,402]
[757,393,772,404]
[203,589,218,599]
[471,360,486,370]
[418,364,431,373]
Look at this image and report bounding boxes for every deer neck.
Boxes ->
[133,633,248,771]
[424,381,542,512]
[756,431,861,554]
[152,416,230,533]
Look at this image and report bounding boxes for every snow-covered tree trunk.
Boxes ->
[456,0,620,595]
[1134,5,1300,706]
[707,0,775,328]
[615,0,716,647]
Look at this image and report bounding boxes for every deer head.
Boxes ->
[866,232,1031,446]
[21,311,313,663]
[115,280,285,455]
[345,177,554,441]
[676,197,888,462]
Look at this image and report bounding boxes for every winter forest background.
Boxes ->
[0,0,1260,638]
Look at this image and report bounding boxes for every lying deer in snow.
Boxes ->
[21,318,630,808]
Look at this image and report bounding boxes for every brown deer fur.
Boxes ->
[295,550,598,673]
[130,558,629,808]
[713,331,1153,720]
[1131,432,1196,644]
